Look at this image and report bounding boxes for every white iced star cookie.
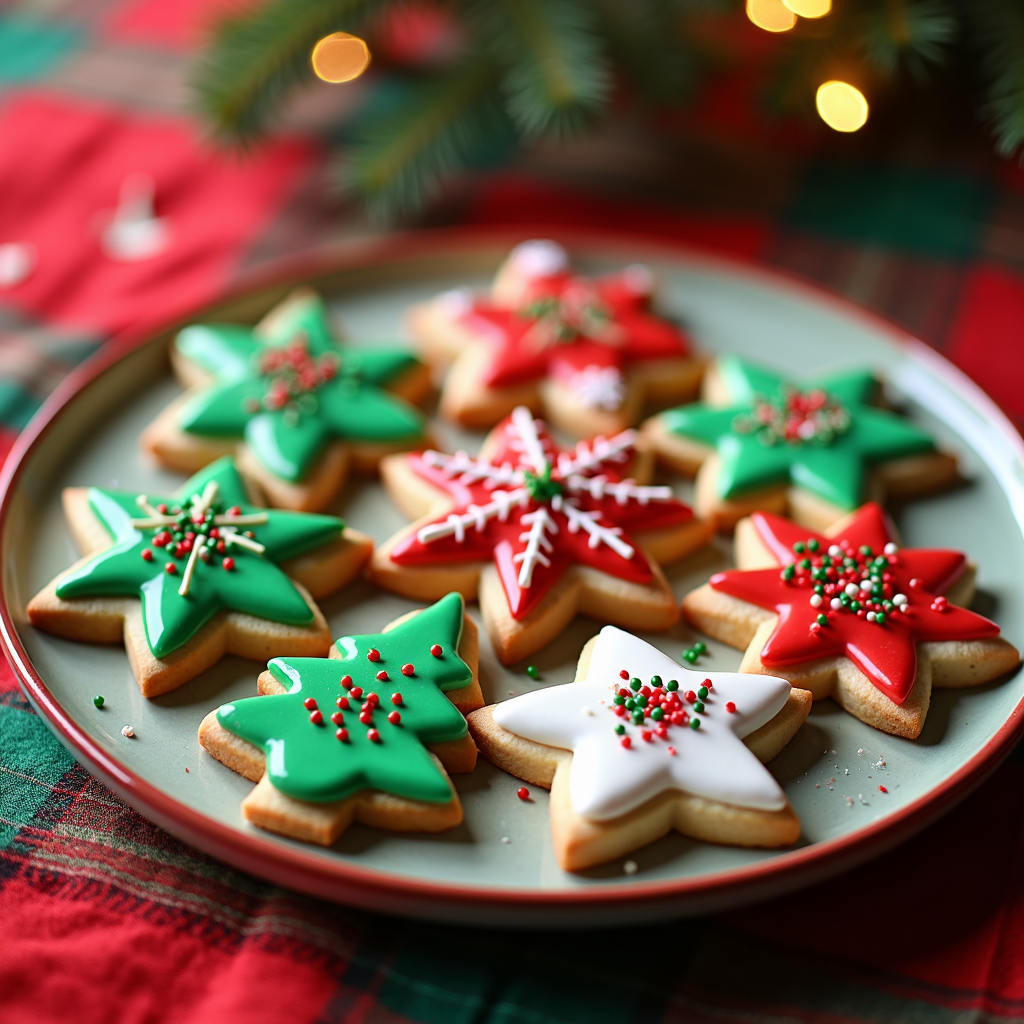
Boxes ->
[468,626,811,871]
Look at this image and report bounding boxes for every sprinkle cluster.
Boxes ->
[520,283,611,346]
[779,536,918,635]
[608,668,731,751]
[247,335,340,415]
[301,642,446,744]
[734,387,850,447]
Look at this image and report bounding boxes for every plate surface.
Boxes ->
[3,230,1023,926]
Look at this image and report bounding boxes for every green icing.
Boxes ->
[55,457,344,660]
[216,593,472,805]
[660,356,937,509]
[175,292,426,482]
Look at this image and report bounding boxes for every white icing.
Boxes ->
[492,626,790,821]
[436,287,473,316]
[568,365,627,411]
[510,239,569,279]
[100,173,170,262]
[0,242,35,288]
[622,263,654,296]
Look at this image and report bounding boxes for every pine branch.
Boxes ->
[965,0,1024,158]
[859,0,956,80]
[192,0,382,143]
[470,0,612,141]
[336,57,504,221]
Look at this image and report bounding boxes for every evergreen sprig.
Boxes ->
[191,0,1024,221]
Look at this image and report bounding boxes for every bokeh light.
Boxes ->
[311,32,371,83]
[782,0,832,17]
[816,80,869,132]
[746,0,796,32]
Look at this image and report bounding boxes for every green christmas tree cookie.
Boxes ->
[27,457,372,697]
[142,289,432,512]
[199,593,483,846]
[643,356,957,532]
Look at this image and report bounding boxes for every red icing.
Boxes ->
[709,504,1001,704]
[459,269,691,390]
[389,412,695,620]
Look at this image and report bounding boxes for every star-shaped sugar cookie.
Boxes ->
[407,240,704,437]
[682,504,1020,738]
[27,457,372,696]
[199,593,483,845]
[142,288,432,511]
[468,626,810,871]
[643,356,958,532]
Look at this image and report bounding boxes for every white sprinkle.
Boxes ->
[866,611,876,623]
[845,583,861,598]
[860,579,873,592]
[857,748,865,754]
[831,597,843,610]
[809,593,823,608]
[844,768,850,775]
[884,543,898,555]
[501,836,511,844]
[893,594,908,607]
[121,725,135,738]
[859,793,869,805]
[845,796,854,808]
[623,860,639,875]
[830,749,837,755]
[900,604,910,613]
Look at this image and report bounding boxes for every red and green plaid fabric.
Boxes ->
[2,2,1024,1021]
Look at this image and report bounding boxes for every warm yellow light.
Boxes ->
[311,32,371,83]
[782,0,832,17]
[816,80,869,132]
[746,0,796,32]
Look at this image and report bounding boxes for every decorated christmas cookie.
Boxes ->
[27,458,372,697]
[408,240,704,436]
[142,288,433,512]
[369,406,713,665]
[469,626,810,871]
[643,356,958,532]
[198,593,483,845]
[681,504,1020,738]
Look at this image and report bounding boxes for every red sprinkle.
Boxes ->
[620,736,632,749]
[359,711,373,725]
[376,670,389,682]
[614,705,627,718]
[667,746,677,756]
[330,711,344,725]
[336,728,348,742]
[223,557,235,571]
[388,711,401,725]
[303,697,317,711]
[703,679,713,689]
[341,675,353,688]
[725,701,737,713]
[164,562,177,575]
[367,692,379,705]
[684,690,697,704]
[309,710,323,725]
[157,503,168,514]
[430,644,443,657]
[336,696,350,709]
[401,663,415,676]
[367,648,381,662]
[879,785,888,793]
[140,549,154,562]
[350,686,364,699]
[641,730,653,743]
[619,669,629,680]
[391,693,403,705]
[516,787,530,801]
[367,729,380,743]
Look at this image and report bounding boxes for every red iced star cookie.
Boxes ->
[407,240,704,436]
[681,504,1020,738]
[370,406,713,665]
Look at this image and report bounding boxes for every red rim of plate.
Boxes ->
[2,226,1022,918]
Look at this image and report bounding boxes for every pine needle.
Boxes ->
[967,0,1024,158]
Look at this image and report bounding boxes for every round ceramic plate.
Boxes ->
[3,230,1023,927]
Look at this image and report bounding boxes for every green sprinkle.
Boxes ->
[613,695,625,706]
[697,686,709,699]
[92,695,105,709]
[814,584,825,595]
[650,675,662,687]
[875,612,886,624]
[650,707,664,721]
[636,695,648,708]
[615,724,626,735]
[666,680,679,692]
[694,701,705,713]
[625,698,636,710]
[693,642,707,655]
[808,539,820,552]
[794,542,806,553]
[860,545,872,556]
[683,650,698,664]
[816,613,827,626]
[690,718,701,730]
[850,601,861,612]
[526,665,540,679]
[782,565,795,581]
[798,558,811,570]
[632,710,645,725]
[630,677,642,691]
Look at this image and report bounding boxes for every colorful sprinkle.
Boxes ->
[367,728,381,743]
[376,670,389,682]
[222,557,235,571]
[391,692,403,705]
[303,697,317,711]
[92,695,105,708]
[430,644,443,657]
[526,665,540,679]
[516,787,530,800]
[388,711,401,725]
[336,728,349,741]
[401,663,415,676]
[367,648,381,662]
[725,701,737,713]
[309,709,323,725]
[121,725,135,738]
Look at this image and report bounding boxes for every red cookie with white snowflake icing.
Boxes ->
[370,406,714,665]
[406,240,704,436]
[681,504,1020,738]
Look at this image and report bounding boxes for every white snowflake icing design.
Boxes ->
[567,365,627,411]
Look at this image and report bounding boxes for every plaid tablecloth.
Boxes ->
[2,3,1024,1022]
